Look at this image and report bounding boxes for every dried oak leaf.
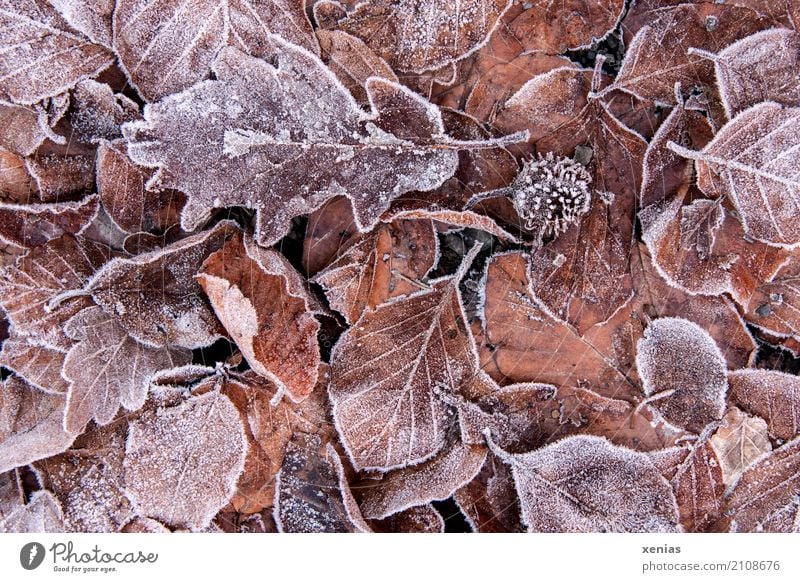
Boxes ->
[493,66,646,332]
[0,234,111,349]
[113,0,318,101]
[87,220,237,349]
[123,387,247,531]
[198,233,323,402]
[719,436,800,532]
[0,194,98,249]
[328,245,483,471]
[0,488,65,532]
[636,317,728,433]
[317,29,398,105]
[122,41,507,246]
[62,306,191,432]
[745,254,800,342]
[49,0,113,48]
[313,218,437,325]
[454,451,522,532]
[489,434,680,532]
[728,369,800,442]
[669,433,725,533]
[33,418,134,532]
[0,0,114,105]
[318,0,513,74]
[0,375,76,474]
[96,140,184,235]
[616,0,773,107]
[711,407,772,487]
[670,103,800,248]
[0,332,69,394]
[274,434,370,533]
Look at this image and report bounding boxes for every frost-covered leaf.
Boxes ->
[96,140,184,235]
[314,219,437,325]
[0,235,111,349]
[636,317,728,433]
[123,387,247,531]
[369,504,444,533]
[745,255,800,342]
[728,369,800,442]
[62,306,191,432]
[122,43,496,246]
[670,434,725,533]
[113,0,318,100]
[329,245,483,472]
[0,104,48,156]
[0,194,98,249]
[0,489,65,532]
[49,0,113,47]
[669,103,800,248]
[34,419,133,532]
[359,437,487,520]
[489,434,680,532]
[302,196,361,276]
[720,436,800,532]
[199,233,322,402]
[711,407,772,487]
[0,149,37,203]
[454,451,522,532]
[322,0,512,73]
[274,434,369,533]
[707,28,800,119]
[0,0,114,104]
[25,150,95,200]
[0,375,76,473]
[0,332,69,394]
[317,29,398,104]
[69,80,140,144]
[87,220,237,349]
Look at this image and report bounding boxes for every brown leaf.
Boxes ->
[69,80,139,144]
[488,434,680,532]
[711,407,772,486]
[198,233,322,402]
[358,438,487,520]
[88,220,237,349]
[0,332,69,394]
[636,317,728,433]
[329,245,483,471]
[670,103,800,248]
[62,306,191,432]
[0,235,111,349]
[122,43,508,246]
[670,434,725,533]
[113,0,318,100]
[720,436,800,532]
[123,387,247,531]
[323,0,513,74]
[302,196,361,276]
[314,219,437,325]
[0,0,114,105]
[24,151,95,201]
[0,149,37,203]
[0,375,76,473]
[49,0,113,47]
[0,104,48,157]
[369,504,444,533]
[0,195,98,249]
[745,254,800,342]
[317,29,398,104]
[454,451,522,532]
[728,369,800,442]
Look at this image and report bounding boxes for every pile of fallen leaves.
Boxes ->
[1,0,800,533]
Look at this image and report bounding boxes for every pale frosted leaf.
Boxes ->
[49,0,113,47]
[199,233,321,402]
[329,246,483,471]
[0,333,68,393]
[490,434,680,532]
[69,80,140,144]
[670,434,725,532]
[0,489,65,532]
[113,0,318,100]
[63,306,191,432]
[0,0,114,104]
[0,195,98,249]
[0,235,111,349]
[721,436,800,532]
[123,388,247,531]
[120,517,170,533]
[359,438,487,519]
[711,407,772,487]
[0,104,47,156]
[636,317,728,433]
[669,103,800,247]
[326,0,513,73]
[728,369,800,442]
[313,219,437,325]
[0,375,76,473]
[87,220,237,349]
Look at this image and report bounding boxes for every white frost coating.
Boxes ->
[0,490,65,533]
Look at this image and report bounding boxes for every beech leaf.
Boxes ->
[0,332,69,394]
[711,407,772,487]
[728,369,800,442]
[669,434,725,533]
[0,195,98,249]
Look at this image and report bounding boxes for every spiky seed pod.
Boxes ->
[511,152,592,241]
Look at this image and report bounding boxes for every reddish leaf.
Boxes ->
[0,333,69,394]
[670,433,725,533]
[711,407,772,486]
[454,451,522,532]
[728,369,800,442]
[745,254,800,342]
[0,195,98,249]
[0,104,48,157]
[369,504,444,533]
[302,196,360,276]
